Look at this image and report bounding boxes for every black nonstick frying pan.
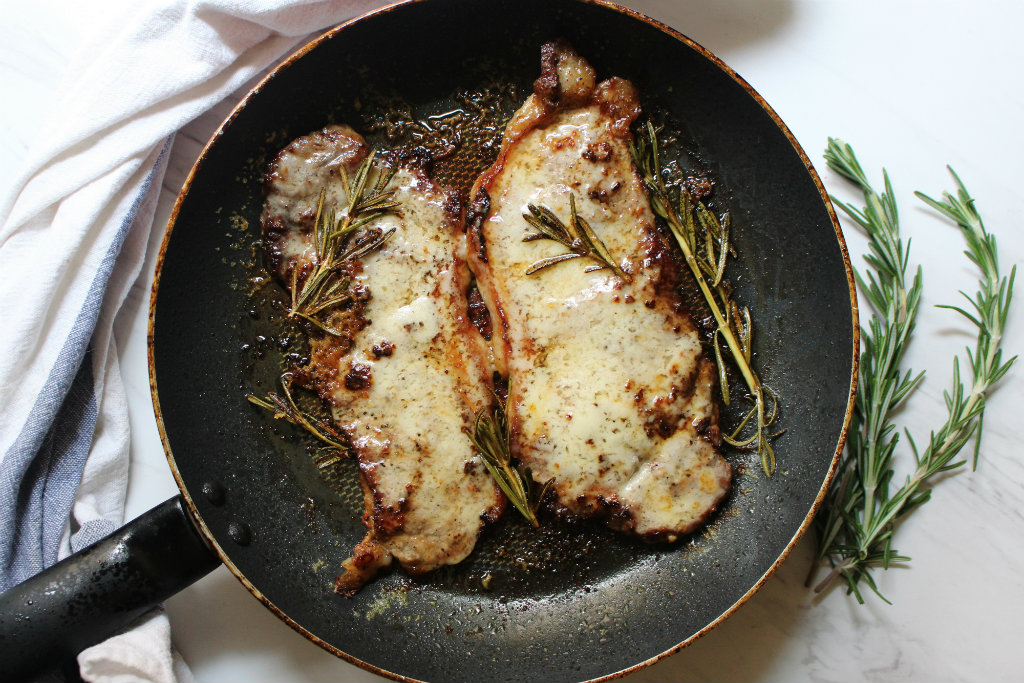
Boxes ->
[0,1,858,681]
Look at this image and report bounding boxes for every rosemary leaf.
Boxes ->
[524,252,584,276]
[812,139,1016,602]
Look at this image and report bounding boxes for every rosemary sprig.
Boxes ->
[290,152,399,335]
[522,194,622,276]
[630,121,779,475]
[915,171,1016,470]
[467,398,553,526]
[812,138,1016,602]
[247,373,348,454]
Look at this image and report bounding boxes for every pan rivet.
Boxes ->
[227,520,252,546]
[201,481,226,506]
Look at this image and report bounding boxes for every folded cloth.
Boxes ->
[0,0,387,679]
[78,609,197,683]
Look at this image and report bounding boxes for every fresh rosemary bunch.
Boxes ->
[289,152,399,335]
[521,194,621,276]
[630,121,779,476]
[467,398,552,526]
[813,138,1016,602]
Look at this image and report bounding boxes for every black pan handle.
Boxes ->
[0,495,222,682]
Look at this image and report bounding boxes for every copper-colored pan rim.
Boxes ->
[147,1,859,681]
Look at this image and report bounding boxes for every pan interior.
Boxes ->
[152,1,854,681]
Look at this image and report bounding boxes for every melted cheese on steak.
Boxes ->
[468,42,731,540]
[261,125,502,594]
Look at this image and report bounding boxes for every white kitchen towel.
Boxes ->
[0,0,387,679]
[78,609,197,683]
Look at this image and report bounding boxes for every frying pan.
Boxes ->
[0,0,858,680]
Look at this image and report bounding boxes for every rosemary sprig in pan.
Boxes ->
[467,398,553,526]
[289,152,399,335]
[630,121,779,476]
[248,372,348,463]
[812,139,1016,602]
[522,194,622,276]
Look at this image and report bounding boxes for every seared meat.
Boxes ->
[261,125,503,595]
[467,42,731,540]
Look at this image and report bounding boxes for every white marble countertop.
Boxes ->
[3,1,1022,681]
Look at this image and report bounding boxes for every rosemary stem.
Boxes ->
[813,558,854,594]
[664,211,760,395]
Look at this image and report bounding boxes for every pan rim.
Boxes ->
[147,1,859,681]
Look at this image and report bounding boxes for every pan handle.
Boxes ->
[0,495,221,682]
